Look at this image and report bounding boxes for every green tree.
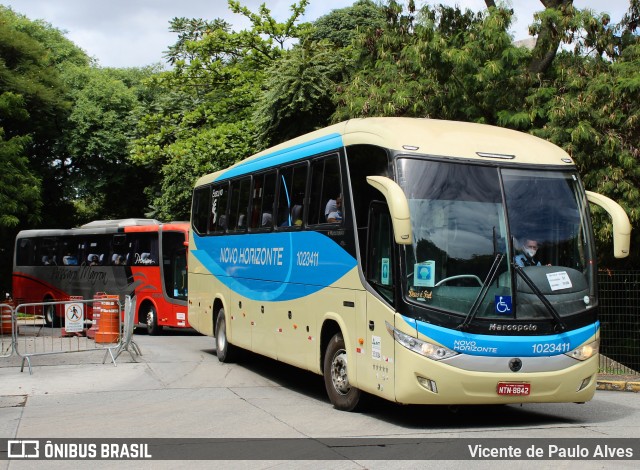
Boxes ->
[335,1,639,265]
[308,0,386,47]
[253,40,351,146]
[0,97,41,229]
[132,0,311,221]
[252,0,388,146]
[333,1,527,123]
[523,45,640,265]
[59,65,158,223]
[0,6,87,293]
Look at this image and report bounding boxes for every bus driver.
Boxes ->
[515,238,542,267]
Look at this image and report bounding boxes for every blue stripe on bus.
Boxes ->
[192,231,356,301]
[403,315,598,357]
[215,133,344,181]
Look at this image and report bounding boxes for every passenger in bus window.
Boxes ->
[63,253,78,265]
[515,238,541,267]
[327,196,343,223]
[261,211,273,227]
[325,192,341,221]
[291,197,303,226]
[217,214,227,231]
[89,254,100,266]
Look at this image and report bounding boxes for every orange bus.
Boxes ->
[12,219,189,334]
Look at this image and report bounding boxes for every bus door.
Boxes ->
[161,242,188,327]
[360,202,396,401]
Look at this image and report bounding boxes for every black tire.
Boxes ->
[323,332,362,411]
[44,301,59,327]
[145,304,163,335]
[215,308,237,362]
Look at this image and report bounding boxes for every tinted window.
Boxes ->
[192,186,211,235]
[211,183,229,233]
[309,155,341,225]
[250,172,276,229]
[228,178,251,232]
[277,164,307,228]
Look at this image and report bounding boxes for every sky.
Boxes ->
[3,0,629,68]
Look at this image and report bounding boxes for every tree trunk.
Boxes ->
[528,0,574,75]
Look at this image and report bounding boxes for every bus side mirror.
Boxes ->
[366,176,412,245]
[586,191,631,258]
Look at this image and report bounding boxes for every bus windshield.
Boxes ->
[397,158,595,323]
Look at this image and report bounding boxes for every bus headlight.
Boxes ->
[564,339,599,361]
[386,321,458,361]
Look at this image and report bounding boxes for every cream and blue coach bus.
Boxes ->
[188,118,630,411]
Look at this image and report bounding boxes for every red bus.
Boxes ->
[12,219,189,334]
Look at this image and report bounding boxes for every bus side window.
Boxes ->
[366,202,394,303]
[192,185,211,235]
[210,183,229,233]
[250,171,276,230]
[250,174,264,229]
[228,177,251,232]
[309,155,341,225]
[261,172,276,228]
[16,239,30,266]
[346,145,391,259]
[277,164,307,228]
[37,237,58,266]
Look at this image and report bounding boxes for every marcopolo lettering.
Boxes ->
[489,323,537,332]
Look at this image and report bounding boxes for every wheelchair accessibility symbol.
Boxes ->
[495,295,512,315]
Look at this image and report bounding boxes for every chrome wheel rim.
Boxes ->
[217,318,226,352]
[330,349,350,395]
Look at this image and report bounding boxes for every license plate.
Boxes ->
[497,382,531,396]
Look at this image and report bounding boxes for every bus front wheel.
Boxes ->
[323,332,361,411]
[215,309,237,363]
[146,305,163,335]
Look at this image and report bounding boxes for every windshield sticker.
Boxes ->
[494,295,512,315]
[381,258,390,285]
[547,271,573,291]
[408,289,433,300]
[414,261,435,287]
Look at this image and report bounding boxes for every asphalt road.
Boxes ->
[1,329,638,469]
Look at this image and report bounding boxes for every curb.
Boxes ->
[596,379,640,393]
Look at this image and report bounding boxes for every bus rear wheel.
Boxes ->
[44,301,59,327]
[215,309,237,363]
[146,305,163,335]
[323,332,361,411]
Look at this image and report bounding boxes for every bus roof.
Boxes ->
[80,219,160,228]
[195,117,574,186]
[16,220,189,238]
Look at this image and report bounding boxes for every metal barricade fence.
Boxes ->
[8,295,140,374]
[1,302,14,358]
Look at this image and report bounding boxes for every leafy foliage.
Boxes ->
[333,2,528,124]
[308,0,386,47]
[131,1,312,219]
[2,0,640,281]
[253,40,351,146]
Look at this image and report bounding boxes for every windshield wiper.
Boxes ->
[513,264,567,332]
[458,253,504,331]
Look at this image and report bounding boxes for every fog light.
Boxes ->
[417,376,438,393]
[578,376,592,391]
